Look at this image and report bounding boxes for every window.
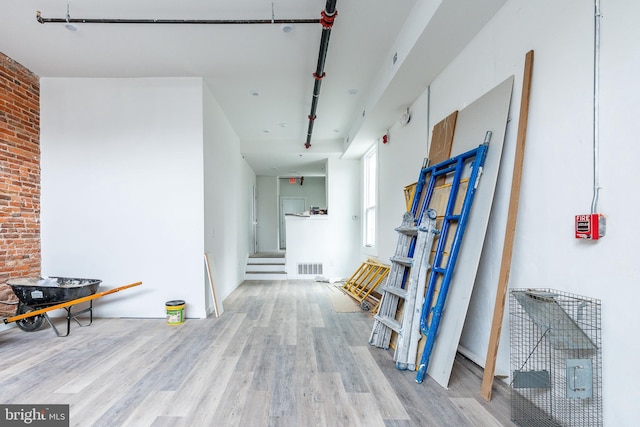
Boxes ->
[363,144,377,247]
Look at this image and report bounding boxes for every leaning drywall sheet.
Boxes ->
[426,76,514,388]
[205,253,224,317]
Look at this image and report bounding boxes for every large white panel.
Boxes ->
[40,77,206,318]
[426,76,513,387]
[256,176,279,253]
[202,82,255,302]
[285,158,360,279]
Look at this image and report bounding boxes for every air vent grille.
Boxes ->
[297,263,323,275]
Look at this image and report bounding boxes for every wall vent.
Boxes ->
[297,263,323,275]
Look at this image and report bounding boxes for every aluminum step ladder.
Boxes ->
[369,209,439,371]
[413,134,491,383]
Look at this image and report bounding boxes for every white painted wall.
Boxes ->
[40,77,207,319]
[285,215,331,277]
[40,77,254,319]
[256,176,279,252]
[203,82,255,304]
[371,0,640,424]
[286,158,361,279]
[374,90,431,263]
[325,157,361,276]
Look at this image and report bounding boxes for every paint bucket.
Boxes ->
[166,300,185,325]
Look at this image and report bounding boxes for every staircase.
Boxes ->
[245,252,287,281]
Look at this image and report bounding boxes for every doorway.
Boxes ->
[252,184,258,254]
[280,197,306,250]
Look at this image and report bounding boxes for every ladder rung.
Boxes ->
[390,256,412,266]
[394,225,418,236]
[374,315,402,333]
[443,214,461,221]
[433,164,458,176]
[382,286,407,299]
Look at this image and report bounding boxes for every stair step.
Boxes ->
[246,253,287,280]
[246,264,285,272]
[247,257,286,265]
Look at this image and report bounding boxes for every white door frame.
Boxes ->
[279,197,306,250]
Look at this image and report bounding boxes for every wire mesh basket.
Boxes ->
[510,288,602,426]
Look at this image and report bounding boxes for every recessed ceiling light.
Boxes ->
[347,89,358,96]
[280,24,295,33]
[262,129,270,134]
[250,90,260,97]
[279,123,288,128]
[333,129,340,133]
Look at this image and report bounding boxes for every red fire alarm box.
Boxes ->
[575,214,606,240]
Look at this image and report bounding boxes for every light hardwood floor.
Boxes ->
[0,279,514,426]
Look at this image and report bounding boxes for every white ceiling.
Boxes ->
[0,0,507,176]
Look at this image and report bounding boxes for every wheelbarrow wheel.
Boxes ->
[15,304,45,332]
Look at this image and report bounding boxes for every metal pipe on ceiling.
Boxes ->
[37,3,338,151]
[36,11,319,25]
[304,0,337,149]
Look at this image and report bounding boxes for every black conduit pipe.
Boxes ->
[38,4,337,150]
[305,0,337,149]
[36,11,319,25]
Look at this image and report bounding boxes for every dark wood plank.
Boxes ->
[429,110,458,165]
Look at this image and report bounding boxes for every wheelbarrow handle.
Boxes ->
[3,281,142,324]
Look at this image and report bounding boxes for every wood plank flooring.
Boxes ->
[0,279,514,426]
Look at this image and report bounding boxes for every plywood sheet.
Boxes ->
[481,50,535,401]
[426,76,514,388]
[403,183,417,212]
[416,185,461,362]
[409,111,457,216]
[430,110,458,165]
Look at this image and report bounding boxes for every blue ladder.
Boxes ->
[411,133,491,384]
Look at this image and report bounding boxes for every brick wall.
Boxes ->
[0,52,40,313]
